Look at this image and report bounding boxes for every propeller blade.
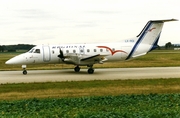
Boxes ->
[58,48,65,61]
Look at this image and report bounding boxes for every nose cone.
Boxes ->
[5,54,25,65]
[5,57,19,65]
[5,59,13,64]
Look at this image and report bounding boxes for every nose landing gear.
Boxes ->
[23,69,27,75]
[22,65,27,75]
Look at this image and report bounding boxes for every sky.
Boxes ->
[0,0,179,46]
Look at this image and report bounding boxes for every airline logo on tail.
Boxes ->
[147,27,156,32]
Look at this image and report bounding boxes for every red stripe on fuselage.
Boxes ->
[97,46,127,55]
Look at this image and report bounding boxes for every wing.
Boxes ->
[81,54,108,63]
[59,53,108,65]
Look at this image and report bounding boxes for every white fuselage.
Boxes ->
[6,39,150,65]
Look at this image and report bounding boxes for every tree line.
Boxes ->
[0,44,35,52]
[0,42,178,52]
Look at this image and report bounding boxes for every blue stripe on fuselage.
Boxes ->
[125,21,153,60]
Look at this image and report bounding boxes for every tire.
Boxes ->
[74,66,80,72]
[88,68,94,74]
[23,70,27,75]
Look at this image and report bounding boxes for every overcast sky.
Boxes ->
[0,0,179,46]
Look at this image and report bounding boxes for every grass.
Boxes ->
[1,50,180,117]
[0,79,180,100]
[1,94,180,117]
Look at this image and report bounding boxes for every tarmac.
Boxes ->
[1,67,180,84]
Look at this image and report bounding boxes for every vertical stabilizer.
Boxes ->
[137,19,177,46]
[126,19,178,60]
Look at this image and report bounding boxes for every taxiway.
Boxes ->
[0,67,180,84]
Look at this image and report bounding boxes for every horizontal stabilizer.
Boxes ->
[150,19,178,22]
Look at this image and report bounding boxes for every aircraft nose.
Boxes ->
[5,58,18,65]
[5,60,11,64]
[5,54,25,65]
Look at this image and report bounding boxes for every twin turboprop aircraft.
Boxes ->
[5,19,178,74]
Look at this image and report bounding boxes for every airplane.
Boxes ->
[5,19,178,74]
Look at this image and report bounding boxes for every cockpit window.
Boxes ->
[28,48,40,53]
[28,48,35,53]
[34,49,40,53]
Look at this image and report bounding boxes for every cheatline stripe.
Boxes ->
[125,21,153,60]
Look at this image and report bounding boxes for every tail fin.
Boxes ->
[136,19,178,50]
[126,19,178,60]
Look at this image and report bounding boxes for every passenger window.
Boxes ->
[73,50,76,53]
[80,50,83,53]
[112,48,115,51]
[34,49,40,53]
[87,49,90,52]
[66,50,69,53]
[52,50,55,54]
[94,49,96,52]
[100,49,103,52]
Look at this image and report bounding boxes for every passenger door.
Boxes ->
[43,46,51,62]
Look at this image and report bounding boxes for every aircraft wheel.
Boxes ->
[23,70,27,75]
[88,68,94,74]
[74,66,80,72]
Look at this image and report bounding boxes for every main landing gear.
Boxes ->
[74,65,94,74]
[74,66,80,72]
[87,65,94,74]
[22,65,27,75]
[87,68,94,74]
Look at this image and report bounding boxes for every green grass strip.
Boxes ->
[1,94,180,117]
[0,78,180,101]
[0,78,180,93]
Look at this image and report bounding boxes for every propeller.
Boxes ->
[58,48,65,61]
